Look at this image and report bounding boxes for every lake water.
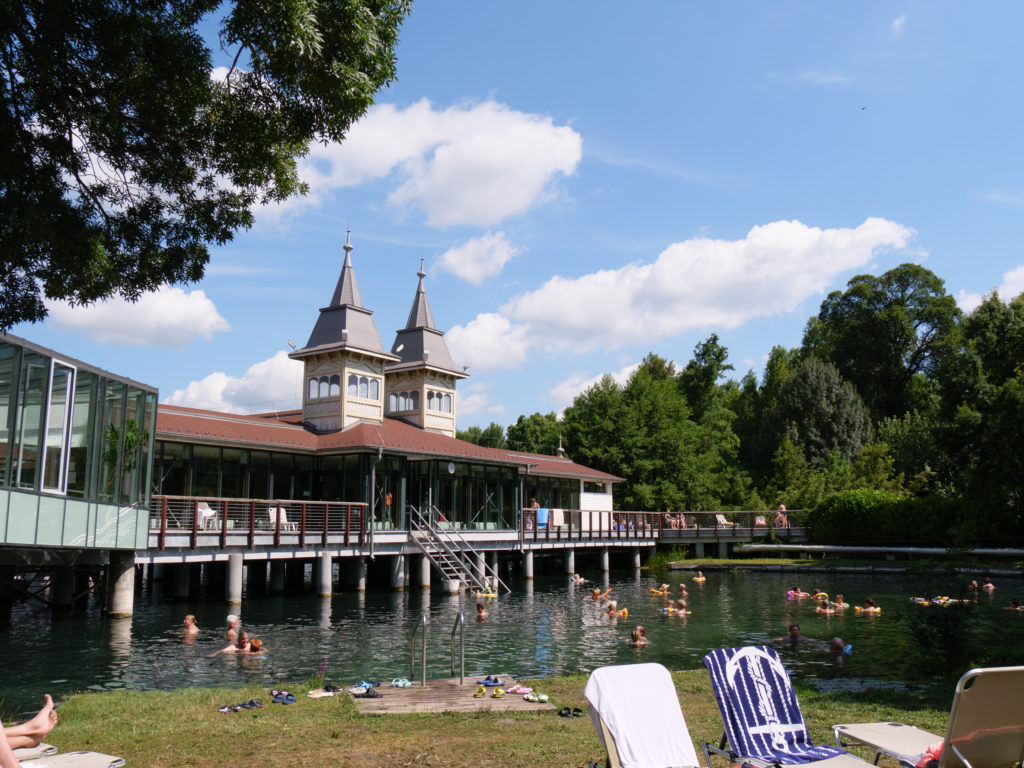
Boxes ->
[2,567,1021,717]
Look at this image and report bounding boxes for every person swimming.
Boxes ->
[856,598,881,614]
[591,587,612,601]
[693,571,706,582]
[788,586,811,598]
[183,614,200,635]
[627,625,650,647]
[476,602,488,621]
[603,600,627,617]
[815,600,834,615]
[210,631,251,657]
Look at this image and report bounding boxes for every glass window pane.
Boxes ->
[308,378,318,399]
[97,381,125,502]
[12,350,48,489]
[329,375,340,396]
[249,451,271,499]
[42,363,73,491]
[347,374,357,396]
[0,343,17,486]
[66,370,95,498]
[192,444,220,497]
[358,377,368,398]
[368,379,379,400]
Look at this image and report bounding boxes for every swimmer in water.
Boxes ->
[210,631,250,657]
[777,623,804,646]
[693,571,706,582]
[476,602,488,621]
[674,599,691,615]
[627,625,650,647]
[858,598,880,614]
[183,614,200,635]
[592,587,612,602]
[815,600,834,615]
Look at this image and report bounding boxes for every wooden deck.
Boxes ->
[348,675,557,715]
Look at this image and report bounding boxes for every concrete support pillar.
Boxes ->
[106,551,136,617]
[565,548,575,575]
[523,549,534,580]
[632,548,642,569]
[419,555,432,590]
[390,555,406,591]
[226,553,244,605]
[694,541,705,559]
[268,561,286,594]
[474,551,486,582]
[443,579,461,594]
[52,566,75,610]
[351,557,367,592]
[247,560,267,596]
[599,547,610,572]
[171,563,191,599]
[718,540,729,559]
[318,551,333,597]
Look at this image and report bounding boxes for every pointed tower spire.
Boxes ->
[291,229,394,357]
[405,254,437,330]
[289,230,398,433]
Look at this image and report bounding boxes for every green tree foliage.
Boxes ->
[935,292,1024,540]
[505,412,561,455]
[678,334,733,421]
[1,0,410,328]
[803,263,959,420]
[774,357,872,464]
[456,422,506,449]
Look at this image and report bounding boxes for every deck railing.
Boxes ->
[150,495,367,551]
[518,509,801,542]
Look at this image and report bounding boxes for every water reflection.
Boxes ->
[1,569,1020,713]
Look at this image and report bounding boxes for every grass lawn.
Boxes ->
[43,670,951,768]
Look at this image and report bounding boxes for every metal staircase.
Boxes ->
[408,505,511,594]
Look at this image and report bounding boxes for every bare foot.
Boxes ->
[23,695,57,739]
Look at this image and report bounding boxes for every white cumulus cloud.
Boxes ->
[436,231,522,284]
[958,264,1024,312]
[892,14,908,35]
[547,362,642,411]
[164,350,303,413]
[501,217,914,355]
[446,313,530,372]
[45,286,230,348]
[293,99,582,228]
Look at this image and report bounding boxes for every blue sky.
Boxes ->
[16,3,1024,429]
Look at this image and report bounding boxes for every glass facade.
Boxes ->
[0,337,157,506]
[524,476,580,511]
[152,442,521,530]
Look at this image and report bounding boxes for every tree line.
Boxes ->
[458,263,1024,546]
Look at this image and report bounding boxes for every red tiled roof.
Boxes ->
[156,405,620,482]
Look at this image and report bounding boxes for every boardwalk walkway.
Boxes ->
[348,675,557,715]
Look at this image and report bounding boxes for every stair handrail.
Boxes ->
[450,611,465,683]
[417,504,512,595]
[407,506,489,592]
[410,611,426,687]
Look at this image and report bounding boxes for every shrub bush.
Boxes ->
[809,490,963,544]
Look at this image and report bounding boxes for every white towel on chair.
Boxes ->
[550,508,564,526]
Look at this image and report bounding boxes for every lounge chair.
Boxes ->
[833,665,1024,768]
[13,743,58,760]
[196,501,217,529]
[714,514,735,528]
[16,750,125,767]
[702,646,869,768]
[584,662,700,768]
[267,504,297,532]
[755,515,767,526]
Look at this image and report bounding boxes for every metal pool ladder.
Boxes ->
[451,611,465,684]
[410,612,427,687]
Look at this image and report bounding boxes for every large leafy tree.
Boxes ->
[802,263,959,419]
[505,412,561,455]
[1,0,410,328]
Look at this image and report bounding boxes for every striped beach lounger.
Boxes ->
[702,646,866,768]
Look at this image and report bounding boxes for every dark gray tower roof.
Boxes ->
[289,230,398,362]
[388,260,467,379]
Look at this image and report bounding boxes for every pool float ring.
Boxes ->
[650,588,668,596]
[833,602,849,609]
[475,591,496,598]
[693,576,706,582]
[613,608,628,618]
[854,606,881,614]
[787,590,795,598]
[812,592,829,601]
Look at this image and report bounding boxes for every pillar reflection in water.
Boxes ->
[107,616,133,684]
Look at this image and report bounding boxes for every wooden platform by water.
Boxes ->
[348,675,557,715]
